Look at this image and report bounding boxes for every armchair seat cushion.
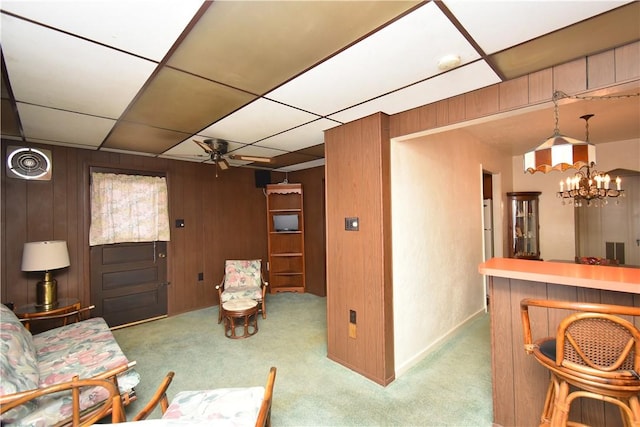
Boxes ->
[220,286,263,304]
[162,387,265,425]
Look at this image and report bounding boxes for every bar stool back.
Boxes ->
[520,298,640,426]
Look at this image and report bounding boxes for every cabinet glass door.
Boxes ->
[508,192,541,260]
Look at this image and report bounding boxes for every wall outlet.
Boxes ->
[349,323,357,339]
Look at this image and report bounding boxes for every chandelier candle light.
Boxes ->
[557,163,624,207]
[555,113,624,207]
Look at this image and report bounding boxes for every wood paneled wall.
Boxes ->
[324,113,395,385]
[1,142,326,315]
[289,166,327,297]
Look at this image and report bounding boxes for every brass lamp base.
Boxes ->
[36,271,58,310]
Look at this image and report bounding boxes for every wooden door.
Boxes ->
[90,241,168,327]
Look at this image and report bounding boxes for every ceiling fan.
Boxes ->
[193,138,272,176]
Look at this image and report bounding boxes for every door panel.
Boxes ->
[91,241,168,327]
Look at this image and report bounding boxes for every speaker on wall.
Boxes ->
[6,146,52,181]
[255,170,271,188]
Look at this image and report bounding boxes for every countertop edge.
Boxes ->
[478,258,640,294]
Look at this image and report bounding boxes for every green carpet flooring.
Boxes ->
[112,292,493,426]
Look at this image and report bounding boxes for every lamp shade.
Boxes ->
[523,132,596,174]
[21,241,70,272]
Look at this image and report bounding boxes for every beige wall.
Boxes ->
[391,129,513,375]
[511,138,639,261]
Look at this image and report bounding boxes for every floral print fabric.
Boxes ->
[89,172,170,246]
[221,260,263,303]
[0,308,140,426]
[162,387,265,426]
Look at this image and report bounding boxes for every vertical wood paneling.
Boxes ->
[529,69,553,103]
[499,76,529,111]
[615,41,640,82]
[553,57,587,93]
[448,94,466,123]
[325,112,394,385]
[291,166,326,297]
[465,85,500,119]
[588,50,616,89]
[1,142,279,318]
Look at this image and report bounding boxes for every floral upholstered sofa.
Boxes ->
[0,303,140,426]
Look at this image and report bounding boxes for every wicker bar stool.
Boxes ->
[520,298,640,427]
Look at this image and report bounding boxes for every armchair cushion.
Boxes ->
[224,260,262,289]
[162,387,265,424]
[0,304,39,395]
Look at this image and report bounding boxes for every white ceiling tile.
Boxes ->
[443,0,628,54]
[266,2,479,116]
[277,158,325,172]
[2,14,156,118]
[231,145,287,159]
[1,0,204,61]
[200,99,320,143]
[328,61,500,124]
[17,103,115,147]
[255,119,335,152]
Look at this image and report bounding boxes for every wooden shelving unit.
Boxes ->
[266,183,305,293]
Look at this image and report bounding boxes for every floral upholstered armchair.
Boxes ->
[216,259,268,323]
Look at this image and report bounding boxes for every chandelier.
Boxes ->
[524,90,638,206]
[556,114,624,207]
[557,163,624,207]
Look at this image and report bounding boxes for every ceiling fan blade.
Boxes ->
[219,158,230,170]
[228,154,272,163]
[193,139,213,153]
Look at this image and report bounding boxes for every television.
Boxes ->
[273,214,299,232]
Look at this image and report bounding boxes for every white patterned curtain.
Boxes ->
[89,172,170,246]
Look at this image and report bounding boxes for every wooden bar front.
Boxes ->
[479,258,640,427]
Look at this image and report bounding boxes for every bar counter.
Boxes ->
[479,258,640,427]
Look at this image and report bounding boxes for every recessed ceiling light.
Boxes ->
[438,54,461,71]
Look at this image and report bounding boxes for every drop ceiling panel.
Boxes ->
[266,2,478,116]
[278,158,326,172]
[329,61,500,124]
[167,1,421,95]
[1,14,156,118]
[231,145,288,160]
[1,0,205,61]
[444,0,629,55]
[120,67,257,133]
[17,103,115,148]
[255,118,336,152]
[200,98,319,144]
[104,122,191,153]
[491,3,640,80]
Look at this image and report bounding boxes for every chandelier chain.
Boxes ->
[554,90,640,102]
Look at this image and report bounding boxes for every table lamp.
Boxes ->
[21,241,70,309]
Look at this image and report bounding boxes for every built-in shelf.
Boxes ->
[266,183,305,293]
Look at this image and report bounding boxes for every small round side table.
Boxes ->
[15,297,81,331]
[221,299,259,339]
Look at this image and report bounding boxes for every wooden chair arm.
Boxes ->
[0,375,125,426]
[19,305,95,324]
[216,274,226,291]
[255,367,277,427]
[131,371,175,421]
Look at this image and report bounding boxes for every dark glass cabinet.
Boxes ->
[507,192,541,260]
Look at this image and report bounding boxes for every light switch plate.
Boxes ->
[345,217,359,231]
